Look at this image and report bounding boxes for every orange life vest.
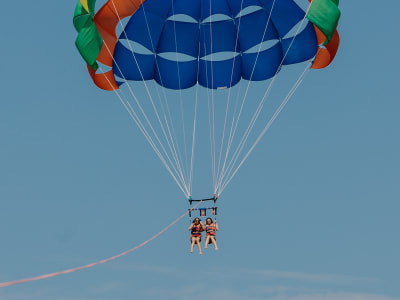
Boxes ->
[191,224,202,237]
[205,223,216,236]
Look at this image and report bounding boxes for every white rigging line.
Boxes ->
[216,1,313,194]
[97,66,189,196]
[217,80,243,192]
[111,0,194,193]
[208,0,218,193]
[199,2,217,194]
[205,57,215,191]
[215,0,245,193]
[216,0,278,192]
[99,62,187,194]
[188,84,198,195]
[170,0,190,184]
[100,0,313,197]
[217,63,311,194]
[128,2,189,189]
[101,0,191,196]
[188,42,202,195]
[140,4,190,189]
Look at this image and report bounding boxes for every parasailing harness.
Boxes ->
[188,194,218,219]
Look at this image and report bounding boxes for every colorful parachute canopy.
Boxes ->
[73,0,102,70]
[73,0,340,91]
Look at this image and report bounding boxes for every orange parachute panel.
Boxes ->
[311,27,340,69]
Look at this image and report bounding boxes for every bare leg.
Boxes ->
[196,239,202,255]
[210,236,218,250]
[205,236,210,249]
[190,238,195,253]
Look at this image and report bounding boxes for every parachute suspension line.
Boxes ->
[95,64,187,196]
[95,71,188,197]
[216,2,312,193]
[206,66,217,193]
[217,3,306,190]
[217,42,308,195]
[98,13,189,196]
[110,1,190,194]
[138,3,188,185]
[157,88,191,193]
[201,22,216,194]
[205,59,215,192]
[97,65,189,196]
[109,54,189,196]
[218,26,318,195]
[124,2,190,190]
[0,204,199,288]
[217,12,315,194]
[153,82,191,192]
[217,63,311,194]
[216,82,243,192]
[215,0,245,192]
[188,47,202,195]
[188,84,199,195]
[141,3,191,192]
[215,0,278,191]
[126,97,192,196]
[209,0,218,193]
[171,1,191,185]
[179,94,189,182]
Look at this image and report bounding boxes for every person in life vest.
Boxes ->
[204,218,219,250]
[189,217,205,254]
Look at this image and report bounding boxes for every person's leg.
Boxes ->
[210,236,218,250]
[205,236,210,249]
[190,237,195,253]
[196,238,202,255]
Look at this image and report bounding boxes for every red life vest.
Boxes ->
[191,224,202,237]
[205,223,216,236]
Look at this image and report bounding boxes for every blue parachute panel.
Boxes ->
[167,0,201,20]
[282,22,318,65]
[201,0,232,21]
[155,56,198,89]
[140,0,173,19]
[158,21,199,57]
[200,21,238,57]
[113,43,155,80]
[258,0,306,36]
[235,10,279,52]
[121,8,165,52]
[111,0,317,90]
[199,57,242,89]
[226,0,262,16]
[242,43,282,80]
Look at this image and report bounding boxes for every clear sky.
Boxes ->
[1,1,399,300]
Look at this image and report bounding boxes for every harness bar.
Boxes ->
[188,206,218,218]
[188,195,218,206]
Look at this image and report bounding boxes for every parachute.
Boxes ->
[73,0,341,198]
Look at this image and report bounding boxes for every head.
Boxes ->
[206,218,213,224]
[193,218,200,224]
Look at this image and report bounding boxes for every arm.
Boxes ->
[215,220,219,231]
[188,224,193,231]
[200,221,206,231]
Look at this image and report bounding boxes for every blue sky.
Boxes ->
[1,1,399,300]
